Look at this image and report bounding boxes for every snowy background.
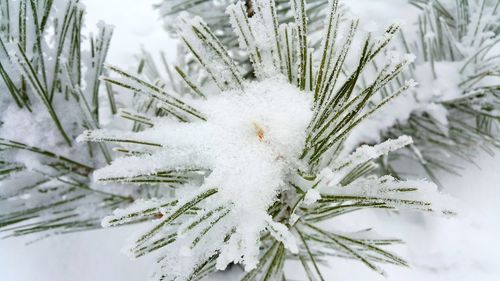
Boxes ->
[1,0,499,280]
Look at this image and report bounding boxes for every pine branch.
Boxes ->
[80,1,452,280]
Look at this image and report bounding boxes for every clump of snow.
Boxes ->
[90,75,313,272]
[336,135,413,170]
[0,104,62,149]
[303,189,321,205]
[413,62,463,104]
